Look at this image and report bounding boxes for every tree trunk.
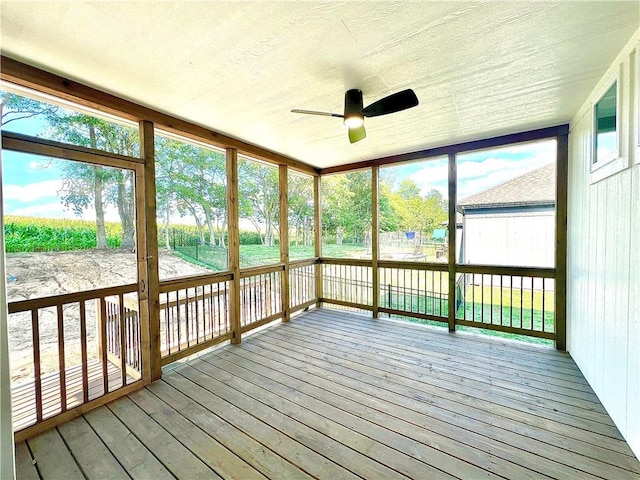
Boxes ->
[94,166,108,249]
[117,170,136,250]
[164,204,171,250]
[89,124,108,250]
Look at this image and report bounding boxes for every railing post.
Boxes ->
[226,148,242,344]
[314,175,323,307]
[447,152,457,332]
[137,120,162,382]
[279,165,290,321]
[372,166,380,318]
[555,131,568,350]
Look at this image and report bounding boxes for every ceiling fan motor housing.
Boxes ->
[344,89,364,127]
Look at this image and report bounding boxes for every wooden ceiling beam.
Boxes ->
[0,56,319,176]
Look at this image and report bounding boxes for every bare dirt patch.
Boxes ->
[6,249,209,382]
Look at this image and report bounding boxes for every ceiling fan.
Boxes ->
[292,88,419,144]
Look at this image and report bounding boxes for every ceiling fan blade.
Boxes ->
[348,125,366,144]
[362,89,419,118]
[291,109,343,118]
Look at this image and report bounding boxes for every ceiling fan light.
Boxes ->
[344,114,364,128]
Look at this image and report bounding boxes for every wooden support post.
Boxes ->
[279,165,290,321]
[372,167,380,318]
[555,133,568,350]
[226,148,242,344]
[314,175,323,307]
[138,120,161,382]
[447,152,457,332]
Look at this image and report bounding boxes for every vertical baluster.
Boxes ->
[79,301,89,403]
[471,274,476,322]
[194,286,200,344]
[509,276,513,328]
[542,278,546,332]
[480,275,485,324]
[520,277,524,329]
[499,275,503,326]
[99,298,108,394]
[530,277,535,330]
[56,304,67,412]
[176,291,181,352]
[119,294,127,388]
[31,309,43,423]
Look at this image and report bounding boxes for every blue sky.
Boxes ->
[1,94,556,222]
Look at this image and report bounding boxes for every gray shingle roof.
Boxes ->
[457,163,555,210]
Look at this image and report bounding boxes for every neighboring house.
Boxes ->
[457,163,555,268]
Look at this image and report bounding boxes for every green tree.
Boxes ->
[46,113,139,250]
[238,159,279,247]
[288,173,314,247]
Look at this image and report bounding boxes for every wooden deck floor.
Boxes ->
[14,308,640,479]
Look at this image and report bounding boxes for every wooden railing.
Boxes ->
[158,272,233,365]
[320,258,373,311]
[8,284,143,441]
[289,259,317,313]
[316,259,557,340]
[379,261,448,322]
[239,264,283,333]
[455,265,556,339]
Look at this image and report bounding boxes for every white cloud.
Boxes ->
[3,180,63,202]
[406,140,556,200]
[9,202,66,217]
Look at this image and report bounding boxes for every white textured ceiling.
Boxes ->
[1,1,638,169]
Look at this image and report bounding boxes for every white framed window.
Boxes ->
[590,70,626,183]
[593,79,618,167]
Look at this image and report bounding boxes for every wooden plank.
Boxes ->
[319,124,570,174]
[378,259,449,271]
[57,416,129,479]
[455,264,556,277]
[30,310,42,423]
[159,271,233,292]
[56,304,67,412]
[160,332,233,366]
[107,396,220,479]
[284,318,611,417]
[447,152,456,332]
[227,336,638,479]
[320,298,374,311]
[1,131,143,168]
[148,379,313,480]
[166,367,361,480]
[372,166,380,318]
[251,325,638,465]
[79,301,89,403]
[139,120,161,382]
[27,428,84,479]
[455,318,555,339]
[239,263,285,278]
[240,313,283,334]
[319,257,372,267]
[14,380,143,442]
[226,148,242,345]
[263,316,630,447]
[129,387,267,480]
[14,442,39,480]
[192,356,459,480]
[315,313,595,399]
[84,406,174,480]
[279,164,290,322]
[314,175,323,307]
[555,131,568,350]
[0,56,318,175]
[8,284,138,314]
